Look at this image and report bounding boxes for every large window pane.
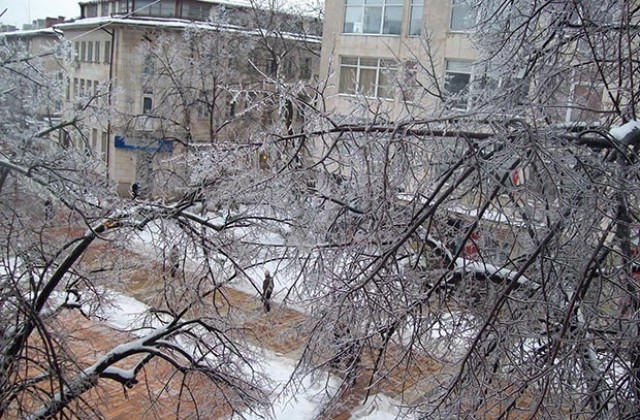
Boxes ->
[382,5,402,34]
[445,60,473,109]
[344,6,364,33]
[344,0,403,35]
[339,66,358,94]
[363,6,383,33]
[360,57,380,67]
[450,0,475,31]
[339,57,397,99]
[358,68,377,95]
[377,67,397,98]
[409,3,424,35]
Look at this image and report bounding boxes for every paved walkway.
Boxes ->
[40,231,450,419]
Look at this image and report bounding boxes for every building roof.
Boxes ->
[55,16,321,43]
[0,27,61,38]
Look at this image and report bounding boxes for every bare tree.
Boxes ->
[3,1,640,419]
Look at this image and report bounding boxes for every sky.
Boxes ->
[0,0,81,28]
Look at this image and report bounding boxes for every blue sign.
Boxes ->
[114,136,174,153]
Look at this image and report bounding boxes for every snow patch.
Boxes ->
[610,120,640,144]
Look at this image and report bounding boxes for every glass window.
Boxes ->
[101,132,108,162]
[118,0,129,13]
[301,57,312,79]
[344,0,403,35]
[444,60,473,109]
[567,84,603,122]
[148,0,174,16]
[104,41,111,64]
[409,0,423,35]
[143,96,153,114]
[143,54,155,75]
[95,41,100,63]
[450,0,475,31]
[134,0,153,15]
[339,56,397,99]
[80,41,86,61]
[87,42,93,63]
[85,4,98,18]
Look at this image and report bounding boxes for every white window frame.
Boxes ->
[444,59,473,110]
[339,56,397,99]
[343,0,403,35]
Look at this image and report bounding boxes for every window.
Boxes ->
[104,41,111,63]
[409,0,423,35]
[80,79,85,95]
[92,129,98,150]
[266,58,278,75]
[339,57,398,99]
[101,132,108,162]
[301,57,312,79]
[73,78,78,98]
[143,96,153,114]
[567,84,603,123]
[143,54,155,75]
[148,0,175,17]
[85,4,98,18]
[400,60,418,101]
[187,4,210,20]
[94,41,100,63]
[343,0,403,35]
[66,77,70,101]
[87,42,93,63]
[74,41,79,61]
[101,2,109,16]
[80,41,86,61]
[450,0,475,31]
[118,0,129,13]
[444,60,473,109]
[133,0,153,15]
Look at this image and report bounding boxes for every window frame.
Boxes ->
[104,41,111,64]
[565,82,604,123]
[343,0,404,36]
[142,96,153,114]
[338,56,398,100]
[449,0,475,32]
[444,59,473,110]
[409,0,424,36]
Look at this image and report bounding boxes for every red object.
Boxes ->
[512,169,520,186]
[464,231,479,260]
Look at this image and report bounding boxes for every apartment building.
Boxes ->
[319,0,478,121]
[56,0,321,195]
[319,0,612,125]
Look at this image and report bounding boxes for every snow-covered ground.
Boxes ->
[97,288,409,419]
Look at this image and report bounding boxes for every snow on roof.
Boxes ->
[454,257,532,285]
[55,16,321,43]
[446,204,537,228]
[0,27,60,38]
[610,120,640,145]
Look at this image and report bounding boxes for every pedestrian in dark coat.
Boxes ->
[130,182,140,199]
[169,245,180,278]
[262,270,274,312]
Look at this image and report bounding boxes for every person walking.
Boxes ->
[262,270,274,312]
